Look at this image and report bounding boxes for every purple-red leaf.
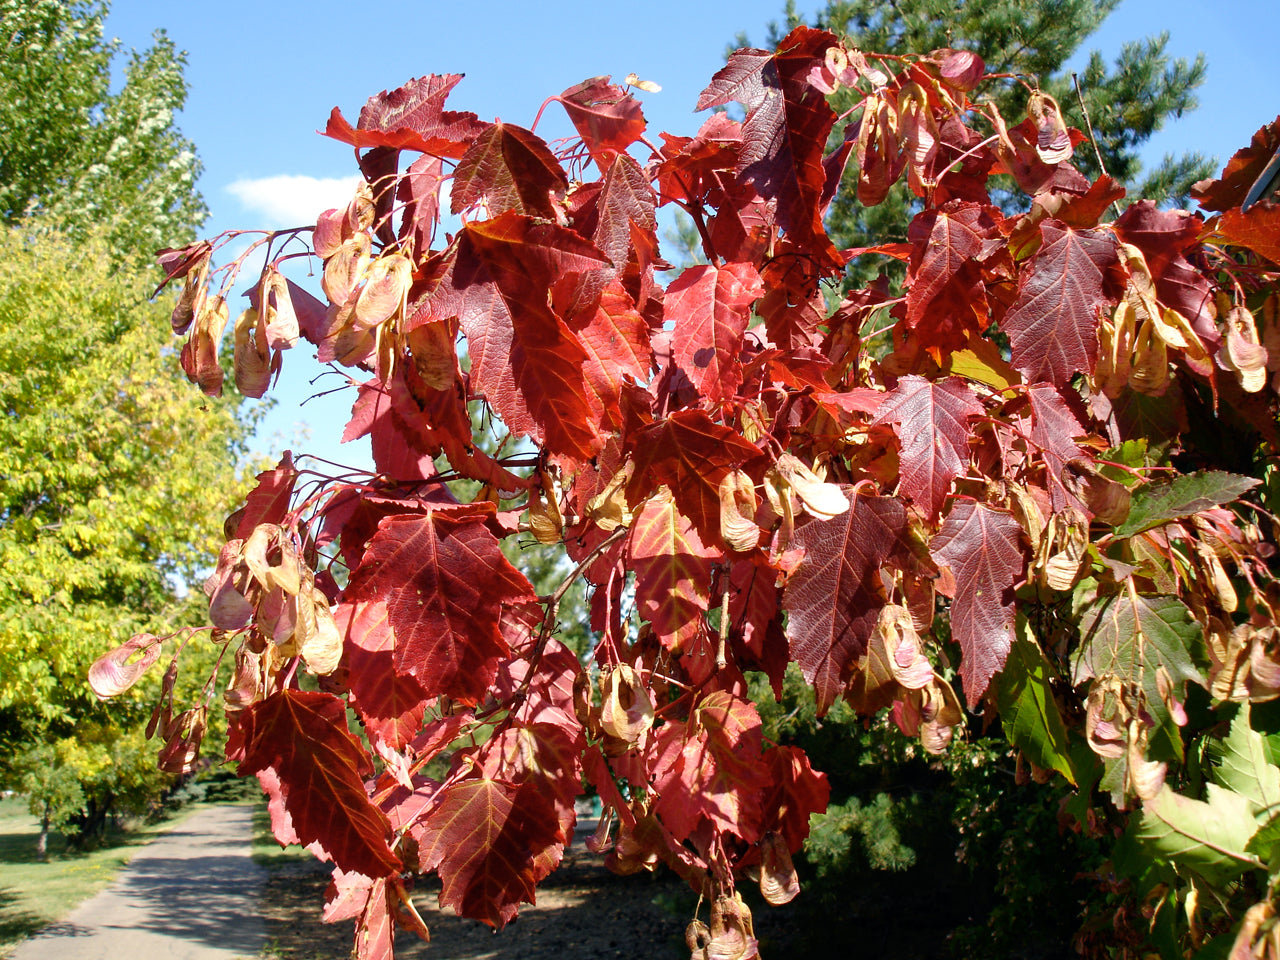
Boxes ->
[873,376,982,521]
[1003,221,1119,388]
[783,491,909,715]
[930,502,1024,708]
[342,510,536,704]
[236,690,401,878]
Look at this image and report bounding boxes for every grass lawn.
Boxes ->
[0,788,246,958]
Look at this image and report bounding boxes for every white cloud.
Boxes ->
[226,174,363,228]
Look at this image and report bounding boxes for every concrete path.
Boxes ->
[10,804,266,960]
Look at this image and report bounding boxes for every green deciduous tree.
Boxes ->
[0,0,206,256]
[0,225,254,838]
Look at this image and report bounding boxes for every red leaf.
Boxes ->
[323,871,396,960]
[1216,205,1280,266]
[930,501,1024,708]
[697,26,843,272]
[564,280,653,433]
[342,511,536,704]
[1191,115,1280,212]
[783,492,910,715]
[590,153,658,277]
[415,778,563,928]
[492,640,584,737]
[323,74,488,159]
[472,722,583,841]
[761,745,830,852]
[1026,383,1088,512]
[237,690,401,878]
[232,451,298,540]
[625,410,762,546]
[1002,221,1118,388]
[629,491,718,661]
[872,376,982,521]
[396,153,444,257]
[451,122,568,221]
[666,262,764,402]
[556,76,646,162]
[904,201,1002,354]
[334,600,431,751]
[438,214,612,460]
[651,692,770,843]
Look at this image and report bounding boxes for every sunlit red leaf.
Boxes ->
[930,501,1024,708]
[1003,221,1119,388]
[415,778,563,928]
[625,410,762,545]
[652,692,771,843]
[1025,383,1088,511]
[334,600,431,751]
[451,122,568,221]
[437,213,612,460]
[904,201,1002,354]
[783,491,910,714]
[237,690,401,878]
[629,490,719,659]
[666,262,764,402]
[697,26,843,272]
[323,74,488,159]
[760,745,830,852]
[342,510,536,703]
[556,76,646,162]
[872,376,982,521]
[1216,206,1280,266]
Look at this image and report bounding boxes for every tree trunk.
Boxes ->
[36,802,50,861]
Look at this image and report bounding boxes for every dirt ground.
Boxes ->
[259,840,808,960]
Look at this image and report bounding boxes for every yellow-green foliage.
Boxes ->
[0,224,253,752]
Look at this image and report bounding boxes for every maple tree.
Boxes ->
[98,27,1280,957]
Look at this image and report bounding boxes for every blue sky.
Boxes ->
[102,0,1280,470]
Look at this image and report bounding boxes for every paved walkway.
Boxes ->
[10,804,266,960]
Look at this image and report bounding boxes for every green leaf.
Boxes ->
[1245,812,1280,865]
[1133,783,1262,887]
[1209,705,1280,817]
[1111,470,1260,539]
[1073,593,1208,758]
[996,621,1075,784]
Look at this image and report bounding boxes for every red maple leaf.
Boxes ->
[904,201,1002,354]
[930,501,1024,708]
[625,410,762,546]
[232,452,297,540]
[629,491,719,662]
[1002,221,1118,388]
[651,692,771,843]
[760,745,830,852]
[1216,205,1280,266]
[783,492,909,715]
[1190,115,1280,212]
[414,778,563,928]
[666,262,764,402]
[556,76,646,163]
[472,722,583,841]
[236,690,401,878]
[323,74,489,159]
[451,122,569,221]
[436,213,612,460]
[872,375,982,521]
[697,26,843,272]
[563,279,654,433]
[333,599,431,751]
[1025,383,1088,512]
[342,510,536,704]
